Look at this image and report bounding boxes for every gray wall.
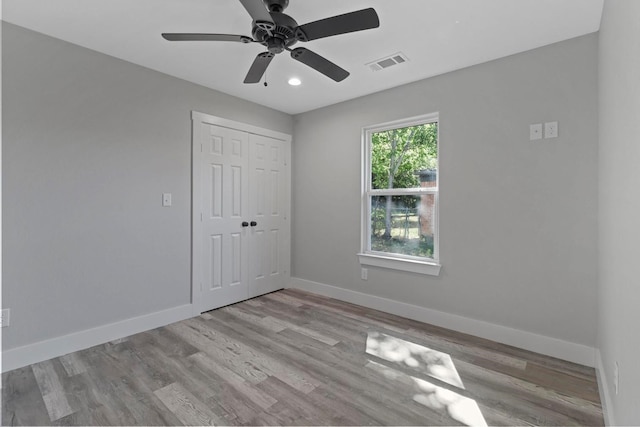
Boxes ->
[2,23,293,350]
[292,34,599,347]
[598,1,640,424]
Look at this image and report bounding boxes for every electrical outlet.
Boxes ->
[0,309,10,328]
[361,268,368,280]
[544,121,558,139]
[614,362,620,395]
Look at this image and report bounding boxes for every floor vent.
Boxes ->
[367,52,409,72]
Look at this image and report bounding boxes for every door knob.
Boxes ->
[242,221,249,227]
[250,221,257,227]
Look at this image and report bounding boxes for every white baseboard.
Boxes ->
[1,304,194,373]
[595,349,616,426]
[288,277,596,367]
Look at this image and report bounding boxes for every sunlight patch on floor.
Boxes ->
[366,333,487,427]
[412,375,487,426]
[366,331,464,388]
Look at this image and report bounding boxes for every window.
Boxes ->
[359,113,441,276]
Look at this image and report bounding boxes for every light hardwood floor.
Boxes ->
[2,289,603,426]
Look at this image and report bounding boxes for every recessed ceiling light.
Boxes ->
[288,77,302,86]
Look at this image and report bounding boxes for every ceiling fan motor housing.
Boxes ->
[252,10,299,53]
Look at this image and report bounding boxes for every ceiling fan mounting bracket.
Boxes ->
[263,0,289,13]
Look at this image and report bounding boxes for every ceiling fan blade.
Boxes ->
[162,33,253,43]
[238,0,273,23]
[295,8,380,42]
[244,52,275,83]
[290,47,349,82]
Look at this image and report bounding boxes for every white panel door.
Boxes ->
[248,134,289,297]
[197,123,249,312]
[192,112,290,314]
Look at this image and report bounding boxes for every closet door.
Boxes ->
[196,123,250,312]
[192,113,291,314]
[248,134,288,297]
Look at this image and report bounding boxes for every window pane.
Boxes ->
[370,195,435,258]
[371,123,438,190]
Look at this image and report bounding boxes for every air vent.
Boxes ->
[366,52,409,72]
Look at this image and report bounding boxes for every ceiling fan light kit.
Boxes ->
[161,0,380,84]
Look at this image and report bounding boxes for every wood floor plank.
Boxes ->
[1,289,604,426]
[305,384,397,426]
[272,290,410,333]
[265,315,341,346]
[188,351,278,410]
[249,401,301,426]
[221,302,340,347]
[1,366,51,426]
[165,320,271,384]
[153,382,222,426]
[243,298,265,307]
[256,376,334,425]
[58,352,88,377]
[135,344,241,424]
[524,361,601,403]
[175,353,275,425]
[55,370,103,418]
[189,315,322,394]
[133,326,201,359]
[77,346,143,425]
[235,298,347,345]
[31,360,74,422]
[242,294,377,348]
[261,291,304,307]
[51,404,112,427]
[220,306,287,332]
[111,340,175,392]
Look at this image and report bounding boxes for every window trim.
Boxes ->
[359,113,441,276]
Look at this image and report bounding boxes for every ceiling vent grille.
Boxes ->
[367,52,409,72]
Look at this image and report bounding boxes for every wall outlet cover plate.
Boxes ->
[530,123,543,140]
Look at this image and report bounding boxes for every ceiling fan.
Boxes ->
[162,0,380,84]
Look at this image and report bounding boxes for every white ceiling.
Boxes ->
[3,0,604,114]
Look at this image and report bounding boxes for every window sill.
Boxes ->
[357,253,441,276]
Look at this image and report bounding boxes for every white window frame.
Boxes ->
[358,113,441,276]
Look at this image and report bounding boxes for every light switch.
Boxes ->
[544,121,558,139]
[162,193,172,207]
[530,124,543,141]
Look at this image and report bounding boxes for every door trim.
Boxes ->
[191,112,292,142]
[191,111,292,314]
